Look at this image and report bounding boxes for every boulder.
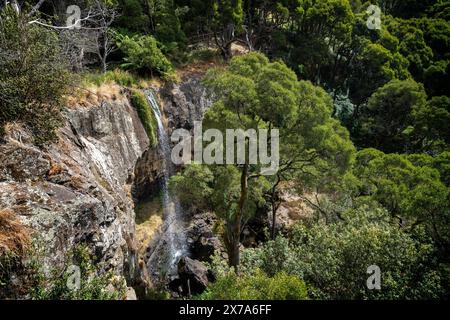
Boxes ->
[176,257,214,295]
[186,212,223,262]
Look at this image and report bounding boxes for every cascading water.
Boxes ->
[146,90,187,278]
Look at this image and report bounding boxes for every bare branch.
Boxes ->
[27,0,46,17]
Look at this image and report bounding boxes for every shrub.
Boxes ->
[1,240,125,300]
[240,204,447,300]
[130,89,158,147]
[0,8,69,145]
[29,245,126,300]
[241,235,302,278]
[117,34,174,80]
[198,270,309,300]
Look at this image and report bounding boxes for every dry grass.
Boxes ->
[66,83,126,109]
[231,43,250,56]
[47,161,64,176]
[136,215,163,257]
[135,198,163,256]
[177,59,225,78]
[0,209,31,258]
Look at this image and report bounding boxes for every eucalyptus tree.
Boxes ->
[171,53,355,270]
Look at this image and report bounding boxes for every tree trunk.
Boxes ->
[227,221,241,271]
[102,54,107,73]
[271,203,277,240]
[223,41,233,61]
[227,162,248,273]
[101,36,108,73]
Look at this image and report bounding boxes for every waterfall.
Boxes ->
[146,90,187,278]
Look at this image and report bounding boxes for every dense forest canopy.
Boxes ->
[0,0,449,300]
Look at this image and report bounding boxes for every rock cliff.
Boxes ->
[0,73,213,298]
[0,90,156,291]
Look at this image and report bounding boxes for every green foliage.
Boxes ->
[169,163,214,211]
[282,0,355,81]
[424,60,450,97]
[295,206,445,299]
[173,52,355,268]
[0,8,69,145]
[348,35,411,106]
[130,89,158,146]
[198,269,308,300]
[356,79,427,153]
[152,0,188,50]
[29,245,126,300]
[241,205,446,300]
[411,95,450,153]
[116,34,174,79]
[204,53,355,190]
[115,0,151,33]
[241,236,301,277]
[354,149,450,249]
[385,17,434,81]
[187,48,222,64]
[115,0,187,51]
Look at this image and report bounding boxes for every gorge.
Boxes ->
[0,73,213,299]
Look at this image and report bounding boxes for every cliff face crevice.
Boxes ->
[0,94,159,288]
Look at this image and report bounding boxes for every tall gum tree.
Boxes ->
[171,53,355,271]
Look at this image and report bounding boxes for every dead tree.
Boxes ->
[90,0,118,73]
[11,0,118,73]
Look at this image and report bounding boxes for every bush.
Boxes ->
[240,204,447,300]
[241,235,302,278]
[0,8,69,145]
[29,245,126,300]
[1,241,125,300]
[117,34,174,80]
[198,270,309,300]
[130,89,158,147]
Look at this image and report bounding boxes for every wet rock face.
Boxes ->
[158,75,212,134]
[132,147,163,201]
[0,98,155,282]
[132,75,210,201]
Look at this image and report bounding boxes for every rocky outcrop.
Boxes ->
[170,257,214,296]
[271,191,315,231]
[133,75,211,201]
[132,147,164,201]
[186,212,223,263]
[158,74,212,135]
[0,92,158,292]
[0,72,216,299]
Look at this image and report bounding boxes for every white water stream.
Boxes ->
[146,90,187,277]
